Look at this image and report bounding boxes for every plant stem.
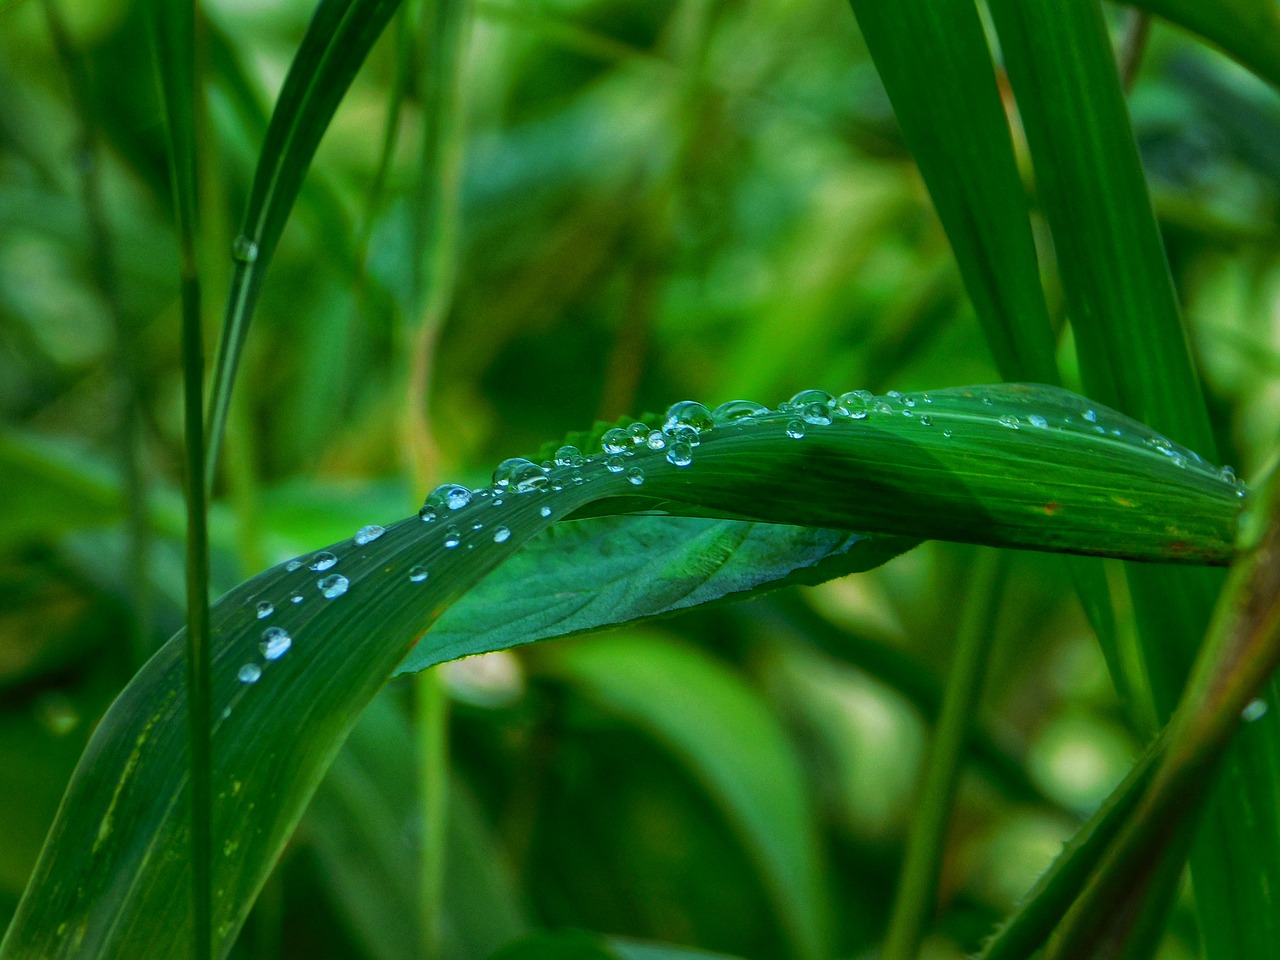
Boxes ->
[882,548,1007,960]
[415,667,450,960]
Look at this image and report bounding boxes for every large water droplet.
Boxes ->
[426,483,472,511]
[255,601,274,620]
[711,399,769,424]
[309,552,338,572]
[667,440,693,467]
[317,574,349,599]
[444,527,462,548]
[662,400,714,436]
[409,565,429,582]
[789,389,835,426]
[627,467,645,486]
[836,391,873,420]
[998,415,1020,430]
[602,428,634,455]
[493,457,550,493]
[493,526,511,543]
[260,627,291,661]
[645,430,667,451]
[231,235,259,264]
[605,456,625,474]
[1028,414,1049,429]
[354,524,385,546]
[629,422,650,440]
[554,445,585,467]
[786,420,806,439]
[238,663,262,684]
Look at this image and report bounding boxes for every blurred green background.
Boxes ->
[2,0,1278,957]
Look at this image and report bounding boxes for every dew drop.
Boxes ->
[554,445,585,467]
[919,415,932,427]
[408,565,429,583]
[1028,414,1049,429]
[1243,698,1269,723]
[493,457,549,493]
[711,399,769,424]
[317,574,349,599]
[629,422,649,440]
[444,527,462,548]
[259,627,291,661]
[289,593,304,604]
[231,235,259,264]
[786,420,806,439]
[419,506,437,523]
[285,559,304,572]
[493,526,511,543]
[836,391,873,420]
[238,663,262,684]
[1082,409,1098,423]
[789,389,835,425]
[255,601,274,620]
[426,483,472,511]
[942,429,953,438]
[662,400,714,436]
[627,467,645,486]
[354,524,385,546]
[874,401,893,415]
[605,456,625,474]
[472,521,485,531]
[1171,454,1187,468]
[645,430,667,450]
[309,552,338,572]
[999,415,1020,430]
[602,428,633,455]
[666,440,694,467]
[540,505,552,517]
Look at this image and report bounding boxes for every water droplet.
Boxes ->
[999,415,1020,429]
[540,505,553,517]
[942,429,953,438]
[317,574,349,599]
[1171,454,1187,468]
[1218,465,1237,485]
[667,440,694,467]
[444,527,462,548]
[919,415,932,426]
[836,391,873,420]
[259,627,291,660]
[290,593,304,604]
[662,400,714,436]
[493,526,511,543]
[789,389,835,425]
[419,505,437,522]
[493,457,550,493]
[571,468,584,484]
[602,428,634,455]
[472,521,485,531]
[285,559,304,572]
[309,552,337,572]
[255,601,274,619]
[627,467,645,486]
[426,483,472,511]
[409,565,429,582]
[554,445,585,467]
[786,420,806,439]
[902,395,918,408]
[1082,409,1098,423]
[605,456,625,473]
[1243,698,1268,722]
[711,399,769,424]
[902,409,913,418]
[354,524,385,545]
[1028,414,1049,428]
[874,401,893,415]
[886,390,903,400]
[645,430,667,450]
[629,422,650,440]
[231,235,259,264]
[238,663,262,684]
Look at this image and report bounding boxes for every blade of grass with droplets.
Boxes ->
[0,385,1245,959]
[205,0,402,484]
[1128,0,1280,89]
[148,0,212,956]
[985,3,1280,953]
[844,0,1058,384]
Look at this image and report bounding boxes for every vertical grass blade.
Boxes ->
[149,0,211,956]
[844,0,1059,385]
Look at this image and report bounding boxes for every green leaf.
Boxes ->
[1129,0,1280,90]
[545,633,827,960]
[488,931,743,960]
[0,385,1244,959]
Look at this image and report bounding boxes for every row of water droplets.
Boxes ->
[236,387,1246,687]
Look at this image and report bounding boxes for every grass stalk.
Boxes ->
[882,549,1007,960]
[415,668,450,960]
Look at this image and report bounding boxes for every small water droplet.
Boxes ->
[426,483,472,511]
[231,235,259,264]
[629,422,649,439]
[662,400,714,436]
[317,574,349,599]
[1171,454,1187,468]
[902,395,918,408]
[942,429,953,438]
[1082,409,1098,423]
[645,430,667,450]
[540,505,553,517]
[493,526,511,543]
[605,456,625,473]
[886,390,903,400]
[789,389,835,425]
[571,468,584,484]
[309,552,338,571]
[555,445,585,467]
[1243,698,1268,722]
[711,399,769,424]
[836,391,873,420]
[874,401,893,415]
[602,428,634,455]
[255,601,274,619]
[472,521,485,531]
[285,559,303,572]
[259,627,291,660]
[493,458,550,493]
[786,420,806,439]
[354,524,385,545]
[919,415,932,426]
[238,663,262,684]
[419,506,437,522]
[667,440,694,467]
[1028,414,1049,428]
[444,527,462,548]
[1218,465,1237,485]
[409,565,429,582]
[627,467,645,486]
[290,593,304,604]
[999,415,1020,429]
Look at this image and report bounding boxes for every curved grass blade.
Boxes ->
[0,385,1244,959]
[546,633,828,960]
[1129,0,1280,90]
[206,0,403,484]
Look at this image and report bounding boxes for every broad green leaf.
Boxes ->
[0,385,1245,960]
[1129,0,1280,90]
[545,633,827,960]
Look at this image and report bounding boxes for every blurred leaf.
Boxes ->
[0,384,1244,960]
[545,633,827,960]
[488,931,742,960]
[1130,0,1280,89]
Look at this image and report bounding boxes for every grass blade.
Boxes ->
[1129,0,1280,89]
[205,0,403,484]
[0,385,1244,959]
